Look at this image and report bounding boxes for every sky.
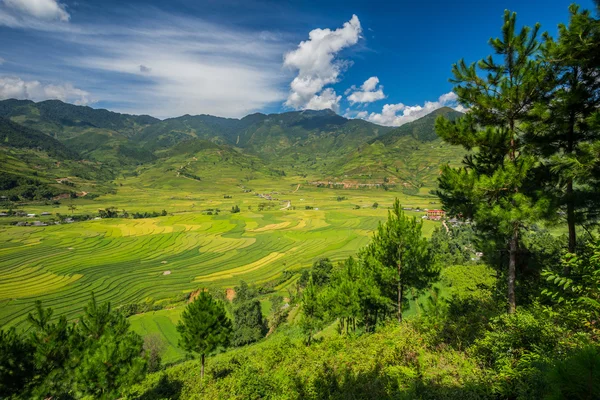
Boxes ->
[0,0,596,125]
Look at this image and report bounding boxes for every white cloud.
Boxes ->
[0,10,291,118]
[0,76,91,105]
[3,0,69,22]
[305,88,341,112]
[347,76,385,104]
[365,91,463,126]
[283,15,361,111]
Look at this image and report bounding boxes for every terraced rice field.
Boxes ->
[0,159,443,342]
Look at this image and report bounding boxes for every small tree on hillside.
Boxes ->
[362,199,437,322]
[300,275,324,345]
[177,292,232,379]
[231,281,267,346]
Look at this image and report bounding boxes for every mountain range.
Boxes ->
[0,99,465,200]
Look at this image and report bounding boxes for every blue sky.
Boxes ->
[0,0,595,125]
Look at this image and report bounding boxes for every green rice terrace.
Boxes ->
[0,157,443,362]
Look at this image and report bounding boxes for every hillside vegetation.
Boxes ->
[0,3,599,400]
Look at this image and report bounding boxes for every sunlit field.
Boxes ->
[0,155,443,333]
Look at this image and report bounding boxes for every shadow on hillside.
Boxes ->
[294,363,491,399]
[137,374,183,400]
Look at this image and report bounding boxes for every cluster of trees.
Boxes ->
[0,173,62,201]
[297,200,440,342]
[176,282,271,379]
[132,210,168,219]
[230,205,240,213]
[435,5,600,313]
[97,207,168,219]
[0,294,148,399]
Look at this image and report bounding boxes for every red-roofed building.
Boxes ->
[427,209,445,220]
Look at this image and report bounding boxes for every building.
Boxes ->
[427,209,445,220]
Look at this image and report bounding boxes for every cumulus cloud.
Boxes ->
[347,76,385,104]
[305,88,341,112]
[283,15,362,111]
[365,92,464,126]
[3,0,69,22]
[0,76,91,105]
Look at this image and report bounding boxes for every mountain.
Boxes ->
[0,117,79,160]
[371,107,463,145]
[135,109,392,158]
[0,117,115,200]
[326,107,465,189]
[0,100,392,167]
[0,99,159,139]
[0,98,465,192]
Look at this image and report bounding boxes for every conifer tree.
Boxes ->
[435,10,547,313]
[177,291,232,379]
[300,275,323,345]
[362,199,436,322]
[527,5,600,253]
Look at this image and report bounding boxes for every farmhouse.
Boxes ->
[427,209,445,220]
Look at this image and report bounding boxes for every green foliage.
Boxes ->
[472,308,577,399]
[542,241,600,333]
[362,198,438,322]
[546,346,600,400]
[177,292,232,357]
[231,282,267,347]
[0,328,34,397]
[436,9,552,313]
[526,5,600,252]
[126,322,489,400]
[0,294,147,399]
[300,276,324,345]
[429,223,477,266]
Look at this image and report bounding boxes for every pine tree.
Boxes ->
[177,291,232,379]
[300,275,323,345]
[435,10,547,313]
[362,199,437,322]
[527,5,600,253]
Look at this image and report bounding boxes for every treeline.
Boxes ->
[98,207,168,219]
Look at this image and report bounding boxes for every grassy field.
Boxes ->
[0,153,444,364]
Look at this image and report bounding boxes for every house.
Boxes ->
[427,209,445,220]
[41,212,52,216]
[27,213,37,218]
[0,213,8,217]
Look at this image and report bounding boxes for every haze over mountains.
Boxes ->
[0,98,464,200]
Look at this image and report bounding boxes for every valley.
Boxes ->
[0,99,454,363]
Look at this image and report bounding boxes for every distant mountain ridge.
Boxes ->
[0,98,466,197]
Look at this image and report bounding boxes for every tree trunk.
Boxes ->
[201,353,205,380]
[398,259,403,323]
[567,179,576,254]
[508,226,518,314]
[567,99,576,255]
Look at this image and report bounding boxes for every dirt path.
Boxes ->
[442,220,449,233]
[280,201,291,210]
[293,184,300,193]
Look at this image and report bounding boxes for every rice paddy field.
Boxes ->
[0,156,444,361]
